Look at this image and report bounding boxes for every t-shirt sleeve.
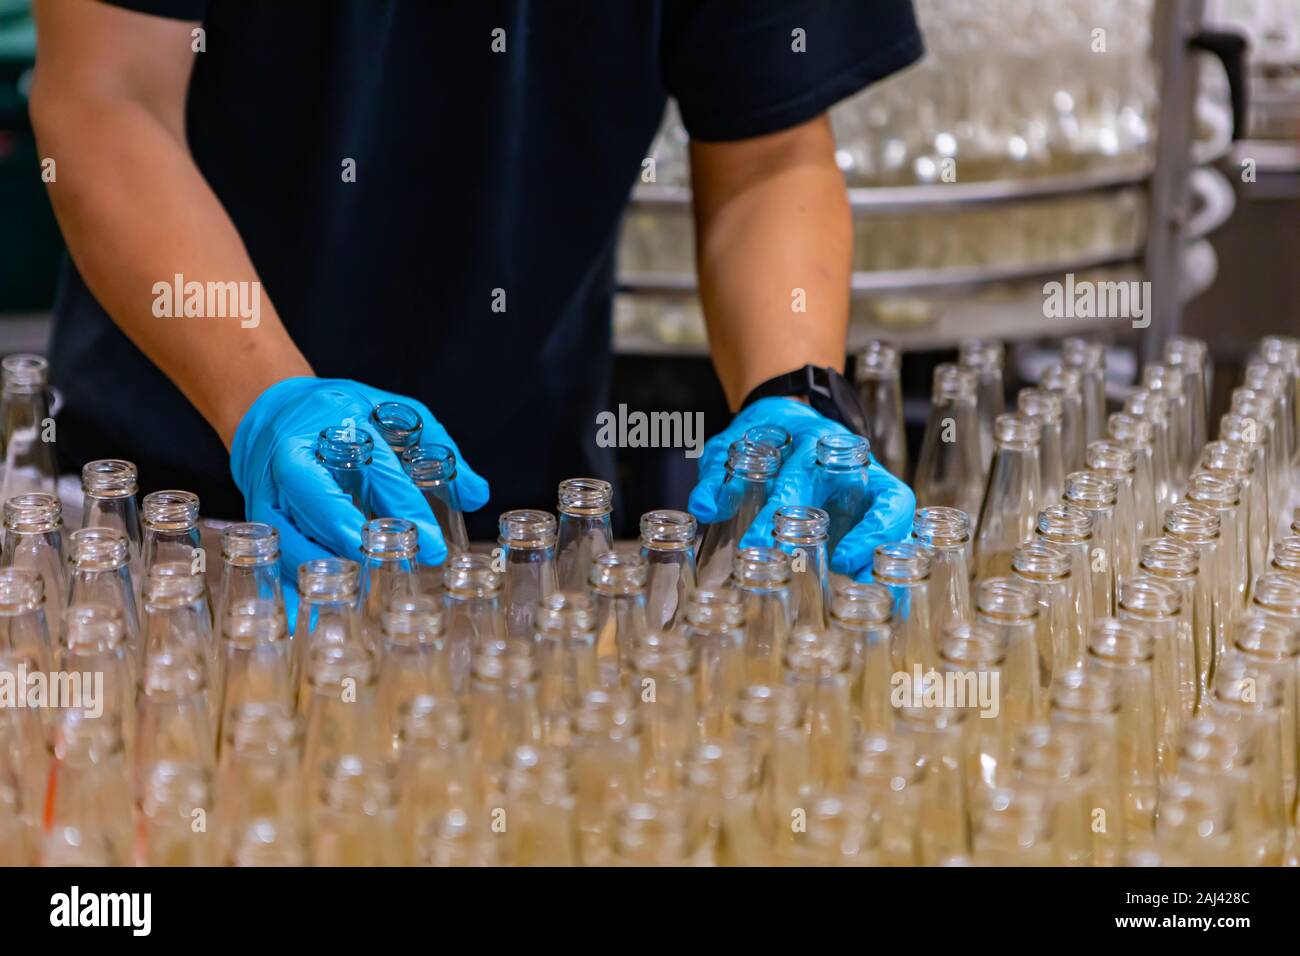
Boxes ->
[661,0,923,142]
[97,0,209,21]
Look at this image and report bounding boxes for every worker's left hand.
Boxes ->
[688,397,915,579]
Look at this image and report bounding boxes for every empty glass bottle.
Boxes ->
[140,489,205,592]
[135,647,216,785]
[1018,388,1065,507]
[369,401,423,457]
[1220,411,1276,556]
[638,509,697,633]
[67,526,141,661]
[142,562,215,693]
[971,785,1054,866]
[1117,577,1184,776]
[974,413,1042,580]
[1185,471,1249,615]
[871,541,933,673]
[1108,412,1160,539]
[3,493,66,641]
[827,581,893,735]
[570,688,641,866]
[498,744,577,866]
[301,641,380,777]
[814,434,874,557]
[958,339,1006,475]
[1155,776,1239,866]
[848,731,922,866]
[1062,338,1107,446]
[1012,723,1097,866]
[215,523,284,636]
[1243,361,1293,489]
[310,755,400,866]
[681,588,747,740]
[378,596,447,758]
[39,709,133,866]
[442,552,505,687]
[938,622,1017,808]
[215,597,294,751]
[534,592,600,747]
[914,364,984,520]
[1063,470,1119,618]
[214,701,308,866]
[1230,388,1285,534]
[696,442,781,589]
[1163,504,1230,700]
[1143,363,1190,496]
[315,425,375,518]
[743,424,793,464]
[1164,336,1209,478]
[782,626,853,793]
[555,478,614,594]
[912,506,972,633]
[1201,439,1268,595]
[1125,387,1176,515]
[498,509,557,645]
[589,550,649,672]
[0,648,49,836]
[771,505,830,628]
[0,568,51,675]
[1135,537,1205,717]
[401,444,470,557]
[1232,612,1299,815]
[976,577,1046,712]
[1177,716,1279,866]
[292,557,362,699]
[0,354,56,500]
[733,547,792,684]
[1039,362,1087,475]
[394,694,472,864]
[62,603,136,761]
[855,340,908,480]
[0,731,34,866]
[1034,504,1097,668]
[469,639,541,770]
[1271,535,1300,582]
[1012,541,1076,686]
[79,460,143,585]
[628,631,695,798]
[135,760,215,866]
[1086,439,1140,590]
[894,687,970,865]
[358,517,421,645]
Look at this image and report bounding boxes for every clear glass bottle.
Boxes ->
[771,505,830,629]
[1062,470,1119,618]
[1176,716,1278,866]
[1163,503,1230,696]
[1258,335,1300,475]
[61,603,136,761]
[958,338,1006,475]
[1243,360,1293,489]
[369,401,423,457]
[1164,336,1210,478]
[695,441,781,589]
[638,509,697,633]
[628,631,695,798]
[66,526,141,661]
[0,731,34,866]
[1117,576,1184,777]
[974,412,1042,580]
[1124,387,1176,516]
[971,785,1054,866]
[314,424,374,518]
[135,647,216,785]
[1086,439,1140,591]
[1039,362,1087,475]
[0,567,51,675]
[1185,471,1249,615]
[1232,612,1299,815]
[938,622,1017,809]
[681,588,747,740]
[1011,541,1076,686]
[533,591,599,747]
[358,517,422,645]
[214,597,294,750]
[1047,667,1127,864]
[589,549,648,673]
[39,709,133,866]
[310,754,400,866]
[1142,363,1190,497]
[0,354,56,500]
[498,509,558,645]
[394,694,472,864]
[827,580,893,735]
[611,797,692,866]
[976,577,1046,713]
[914,364,985,520]
[301,641,380,777]
[1012,723,1096,866]
[498,744,577,866]
[135,760,215,866]
[1135,537,1205,718]
[871,541,933,673]
[80,459,143,586]
[1085,617,1158,841]
[1108,412,1160,540]
[855,340,908,480]
[442,552,505,687]
[813,433,874,557]
[570,687,641,866]
[894,688,970,865]
[214,701,308,866]
[554,478,614,594]
[1155,776,1239,866]
[783,626,854,793]
[848,731,923,866]
[401,444,470,557]
[731,547,791,685]
[1271,534,1300,582]
[912,505,972,633]
[1230,388,1285,534]
[469,636,541,769]
[743,423,793,464]
[1220,411,1273,535]
[1249,572,1300,647]
[1034,504,1097,668]
[378,595,447,758]
[215,523,284,635]
[0,647,49,837]
[3,492,66,641]
[140,490,205,603]
[1018,388,1065,507]
[1062,338,1107,445]
[1201,439,1269,595]
[292,557,362,700]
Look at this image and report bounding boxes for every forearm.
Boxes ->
[31,95,312,449]
[691,116,852,411]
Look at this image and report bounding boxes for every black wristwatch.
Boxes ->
[739,365,868,436]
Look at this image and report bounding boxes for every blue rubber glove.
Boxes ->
[688,397,914,580]
[230,378,490,590]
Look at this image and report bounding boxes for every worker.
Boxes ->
[30,0,920,594]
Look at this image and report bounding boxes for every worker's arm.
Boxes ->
[29,0,311,450]
[690,113,851,411]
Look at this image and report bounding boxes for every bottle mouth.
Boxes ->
[0,567,43,616]
[1230,388,1274,421]
[1142,362,1185,398]
[1139,536,1199,576]
[726,441,781,481]
[912,506,971,548]
[772,505,830,544]
[1011,542,1071,581]
[638,509,697,549]
[81,459,138,498]
[381,595,445,644]
[297,557,360,601]
[69,527,130,570]
[1124,387,1169,421]
[1234,612,1299,663]
[1178,717,1250,775]
[401,443,457,484]
[1213,659,1282,711]
[829,581,892,626]
[1243,362,1285,396]
[1062,337,1104,373]
[958,339,1004,374]
[871,542,931,584]
[1271,536,1300,576]
[856,341,900,378]
[1165,335,1207,367]
[142,489,200,530]
[1251,573,1300,618]
[1017,388,1063,425]
[932,363,978,402]
[589,550,649,595]
[1163,503,1221,542]
[557,477,613,516]
[369,402,424,452]
[682,588,745,630]
[315,426,375,469]
[1200,440,1251,476]
[442,552,501,598]
[3,493,62,534]
[783,625,849,676]
[533,591,596,638]
[143,562,206,605]
[1086,440,1135,474]
[1107,412,1152,448]
[1063,470,1117,508]
[975,578,1038,621]
[1186,472,1242,508]
[1035,504,1094,543]
[1039,363,1082,398]
[732,546,792,589]
[1086,618,1153,666]
[221,522,280,563]
[1119,577,1182,619]
[1,354,48,394]
[498,509,557,549]
[815,433,870,470]
[1049,667,1119,718]
[993,412,1041,449]
[361,517,419,558]
[742,425,793,464]
[939,622,1007,669]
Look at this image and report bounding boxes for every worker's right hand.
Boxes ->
[230,377,489,584]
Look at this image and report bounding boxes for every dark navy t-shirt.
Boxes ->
[50,0,922,532]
